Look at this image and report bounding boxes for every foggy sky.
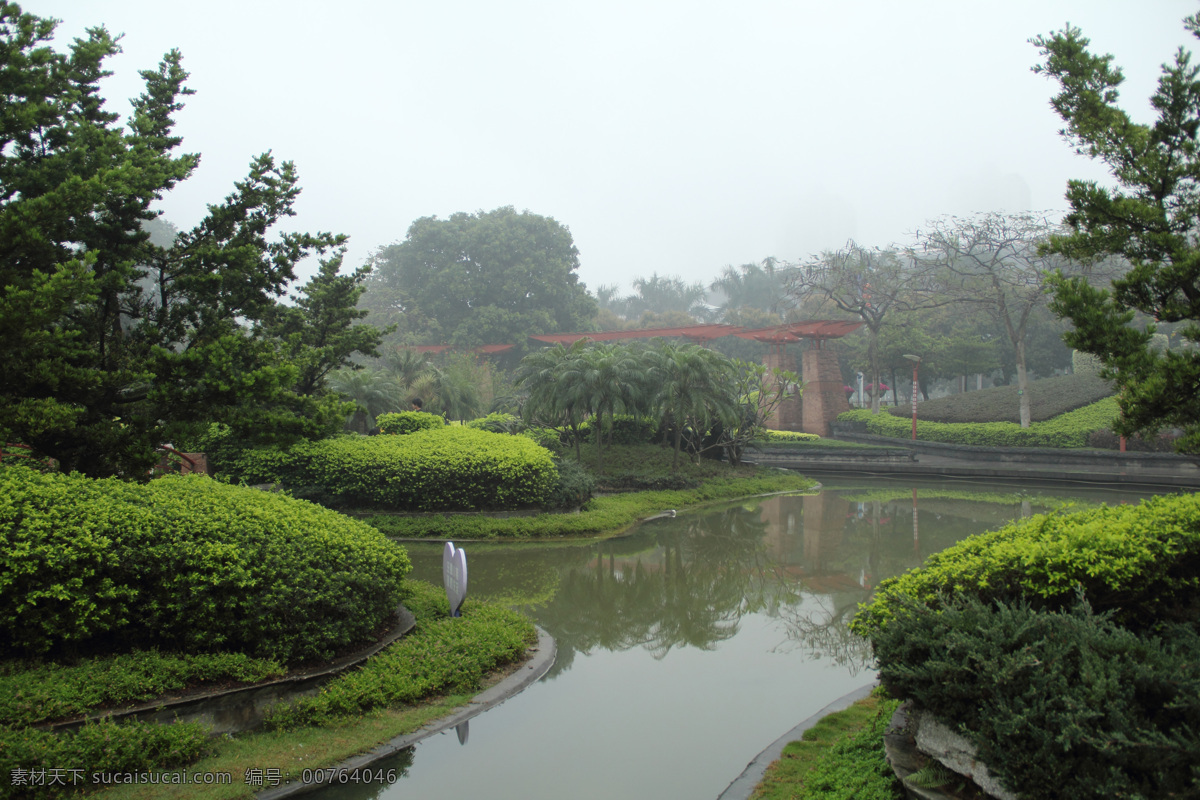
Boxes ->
[30,1,1199,294]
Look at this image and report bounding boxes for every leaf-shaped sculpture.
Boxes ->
[443,541,468,617]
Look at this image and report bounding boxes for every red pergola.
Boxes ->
[528,323,744,346]
[733,320,863,344]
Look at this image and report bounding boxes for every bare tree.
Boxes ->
[912,212,1111,427]
[785,241,949,413]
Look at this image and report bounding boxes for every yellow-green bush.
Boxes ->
[0,467,411,663]
[851,492,1200,636]
[233,427,558,511]
[375,411,447,435]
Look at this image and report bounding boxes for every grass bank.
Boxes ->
[2,583,536,800]
[751,691,902,800]
[361,444,816,540]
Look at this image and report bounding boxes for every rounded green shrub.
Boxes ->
[851,492,1200,636]
[0,466,411,663]
[375,411,447,435]
[233,427,558,511]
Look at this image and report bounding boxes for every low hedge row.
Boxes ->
[851,492,1200,636]
[0,466,411,663]
[264,581,536,730]
[838,397,1119,448]
[872,594,1200,799]
[232,427,559,511]
[882,373,1113,424]
[0,650,285,728]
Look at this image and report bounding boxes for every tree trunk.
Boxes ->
[891,368,899,406]
[1016,339,1031,428]
[869,328,881,414]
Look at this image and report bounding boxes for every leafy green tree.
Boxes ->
[367,207,596,347]
[0,5,370,475]
[266,251,391,397]
[626,273,711,323]
[1034,14,1200,452]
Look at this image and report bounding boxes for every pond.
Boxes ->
[314,476,1171,800]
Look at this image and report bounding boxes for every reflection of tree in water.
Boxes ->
[533,506,776,673]
[774,592,874,675]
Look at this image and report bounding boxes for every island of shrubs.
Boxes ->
[852,492,1200,799]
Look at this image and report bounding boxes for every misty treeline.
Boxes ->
[350,206,1135,428]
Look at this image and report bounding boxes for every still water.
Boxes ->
[315,476,1170,800]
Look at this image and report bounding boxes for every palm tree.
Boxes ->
[515,340,592,457]
[647,342,740,470]
[328,367,405,430]
[570,342,649,470]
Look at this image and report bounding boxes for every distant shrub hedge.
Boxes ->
[233,427,558,511]
[851,492,1200,637]
[375,411,446,435]
[881,373,1113,425]
[839,396,1118,448]
[0,467,411,663]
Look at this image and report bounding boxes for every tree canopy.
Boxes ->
[366,207,596,348]
[1034,13,1200,452]
[0,4,383,475]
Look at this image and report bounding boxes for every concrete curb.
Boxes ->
[716,683,877,800]
[256,626,556,799]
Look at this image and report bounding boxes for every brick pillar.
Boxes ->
[763,345,803,431]
[801,344,850,436]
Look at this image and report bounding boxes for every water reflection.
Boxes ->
[317,477,1166,800]
[406,480,1128,677]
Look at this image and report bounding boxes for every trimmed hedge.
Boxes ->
[839,396,1119,448]
[882,372,1113,424]
[851,492,1200,637]
[233,427,558,511]
[375,411,446,435]
[0,467,411,663]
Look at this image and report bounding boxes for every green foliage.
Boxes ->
[839,396,1119,448]
[0,650,284,728]
[882,373,1113,424]
[375,410,447,435]
[264,581,536,730]
[871,594,1200,800]
[543,458,597,511]
[0,718,211,800]
[0,6,378,476]
[232,428,558,511]
[0,466,411,663]
[466,413,524,434]
[366,207,596,347]
[852,491,1200,637]
[1035,16,1200,453]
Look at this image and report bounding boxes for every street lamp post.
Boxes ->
[903,354,921,441]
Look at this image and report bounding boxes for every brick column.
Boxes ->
[763,345,803,431]
[801,345,850,436]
